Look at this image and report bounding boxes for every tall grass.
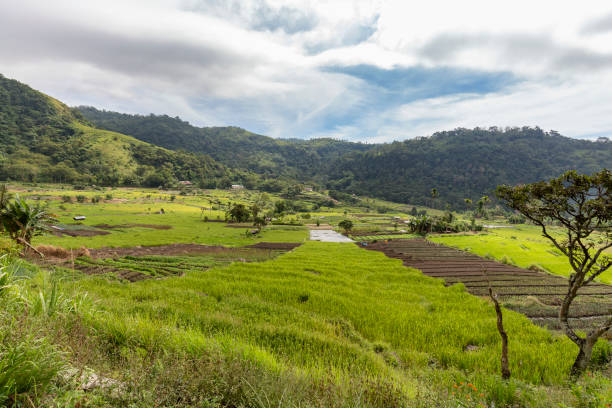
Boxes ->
[0,256,65,406]
[63,242,604,406]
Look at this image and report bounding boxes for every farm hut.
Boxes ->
[231,184,244,190]
[178,180,192,186]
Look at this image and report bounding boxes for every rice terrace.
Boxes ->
[2,4,612,406]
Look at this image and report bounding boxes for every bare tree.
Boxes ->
[483,267,510,379]
[497,169,612,378]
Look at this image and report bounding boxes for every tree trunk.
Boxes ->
[489,286,510,379]
[570,338,595,378]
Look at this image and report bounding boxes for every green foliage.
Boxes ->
[326,128,612,208]
[0,75,231,187]
[0,195,56,247]
[338,219,353,233]
[228,203,250,222]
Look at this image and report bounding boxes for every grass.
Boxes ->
[67,244,600,388]
[0,242,608,406]
[429,225,612,284]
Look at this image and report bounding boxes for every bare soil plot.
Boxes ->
[364,238,612,338]
[245,242,302,250]
[32,242,302,282]
[93,223,172,230]
[51,224,110,237]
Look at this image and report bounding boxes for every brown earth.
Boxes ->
[93,223,172,230]
[52,229,110,237]
[245,242,302,250]
[88,243,238,258]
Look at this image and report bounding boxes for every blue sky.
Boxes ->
[2,0,612,142]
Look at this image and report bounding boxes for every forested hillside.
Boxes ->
[79,106,612,208]
[326,127,612,207]
[0,74,228,186]
[77,107,371,179]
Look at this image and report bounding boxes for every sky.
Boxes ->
[2,0,612,142]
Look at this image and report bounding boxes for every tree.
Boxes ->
[338,220,353,234]
[0,196,56,255]
[228,203,250,223]
[250,203,260,220]
[476,196,489,218]
[483,268,510,380]
[497,170,612,378]
[430,188,438,209]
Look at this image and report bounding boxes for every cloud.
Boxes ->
[418,32,612,74]
[182,0,318,34]
[581,12,612,35]
[2,0,612,142]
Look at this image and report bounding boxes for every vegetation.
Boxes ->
[0,75,228,187]
[76,107,612,209]
[497,169,612,377]
[0,194,56,254]
[326,128,612,208]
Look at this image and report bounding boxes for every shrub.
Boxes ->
[76,195,87,203]
[61,195,72,203]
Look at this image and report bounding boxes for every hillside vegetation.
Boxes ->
[0,74,227,187]
[77,106,370,180]
[327,128,612,207]
[78,107,612,208]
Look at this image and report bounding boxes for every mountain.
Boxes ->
[79,106,612,208]
[326,127,612,207]
[76,106,371,179]
[0,74,228,187]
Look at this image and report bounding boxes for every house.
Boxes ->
[231,184,244,190]
[178,180,192,186]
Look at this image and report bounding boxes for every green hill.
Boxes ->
[78,105,612,208]
[77,106,371,179]
[326,128,612,207]
[0,74,227,187]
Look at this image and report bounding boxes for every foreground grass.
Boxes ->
[59,242,610,405]
[430,225,612,284]
[1,244,611,406]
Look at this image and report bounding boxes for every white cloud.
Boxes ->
[2,0,612,141]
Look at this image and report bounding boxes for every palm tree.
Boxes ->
[431,188,438,209]
[0,196,56,255]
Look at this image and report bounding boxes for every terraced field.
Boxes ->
[364,239,612,338]
[34,243,301,282]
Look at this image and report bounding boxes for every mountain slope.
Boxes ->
[326,127,612,207]
[0,74,228,186]
[79,105,612,208]
[77,106,371,179]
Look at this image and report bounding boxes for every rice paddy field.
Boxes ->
[1,184,611,407]
[429,225,612,284]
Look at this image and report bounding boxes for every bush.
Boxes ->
[76,195,87,203]
[61,195,72,203]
